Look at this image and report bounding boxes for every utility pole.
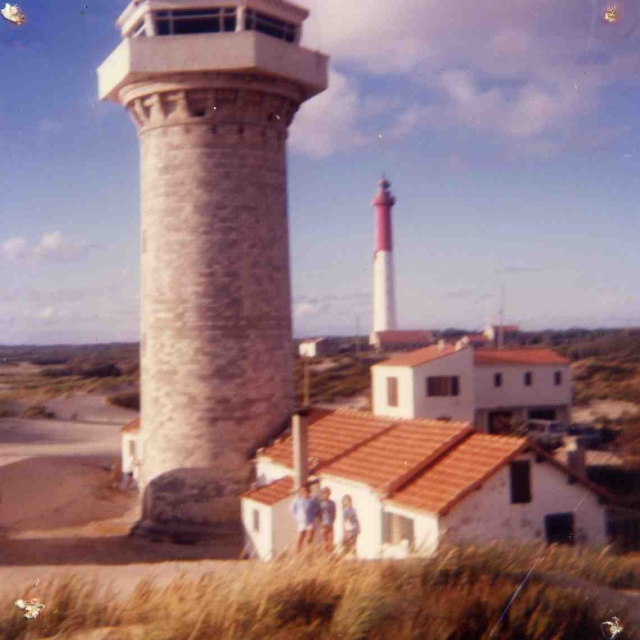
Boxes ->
[498,283,506,350]
[303,357,310,407]
[356,315,360,358]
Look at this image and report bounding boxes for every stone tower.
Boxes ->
[98,1,328,541]
[372,177,397,333]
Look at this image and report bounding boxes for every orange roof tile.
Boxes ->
[374,344,459,368]
[258,408,396,470]
[120,417,140,434]
[241,476,294,506]
[474,348,569,366]
[388,433,528,515]
[322,420,472,490]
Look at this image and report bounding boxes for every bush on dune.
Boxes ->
[0,545,633,640]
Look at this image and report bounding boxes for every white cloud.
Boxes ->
[290,70,367,158]
[1,231,90,263]
[293,300,329,318]
[289,0,634,158]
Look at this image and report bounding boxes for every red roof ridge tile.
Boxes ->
[384,427,475,496]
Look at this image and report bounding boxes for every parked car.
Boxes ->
[566,423,603,449]
[525,420,566,447]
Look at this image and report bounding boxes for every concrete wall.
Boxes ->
[371,365,415,419]
[474,364,571,411]
[256,459,291,485]
[441,452,607,546]
[411,348,475,421]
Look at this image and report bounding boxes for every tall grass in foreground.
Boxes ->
[3,544,636,640]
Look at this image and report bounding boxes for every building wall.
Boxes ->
[256,459,291,485]
[121,433,139,478]
[382,502,440,558]
[411,348,475,421]
[318,475,384,559]
[371,366,415,418]
[474,364,571,411]
[241,498,273,560]
[440,453,607,546]
[299,342,317,358]
[272,496,298,557]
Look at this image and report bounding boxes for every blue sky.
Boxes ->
[1,0,640,344]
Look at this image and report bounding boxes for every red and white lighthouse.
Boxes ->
[372,176,397,332]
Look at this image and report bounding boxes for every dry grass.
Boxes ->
[3,545,635,640]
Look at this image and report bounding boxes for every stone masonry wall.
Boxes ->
[122,74,303,534]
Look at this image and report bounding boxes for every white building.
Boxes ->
[371,344,571,433]
[298,337,339,358]
[240,409,610,560]
[120,417,141,482]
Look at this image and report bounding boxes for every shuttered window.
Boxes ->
[387,377,398,407]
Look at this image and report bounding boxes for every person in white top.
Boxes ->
[341,494,360,557]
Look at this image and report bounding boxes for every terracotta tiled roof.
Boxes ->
[474,348,569,366]
[120,417,140,434]
[464,334,490,343]
[488,325,520,332]
[374,344,459,368]
[388,433,528,515]
[258,408,397,470]
[322,421,472,490]
[241,476,294,506]
[374,330,434,344]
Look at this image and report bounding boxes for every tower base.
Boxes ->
[129,517,244,548]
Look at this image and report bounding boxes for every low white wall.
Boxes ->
[440,453,607,546]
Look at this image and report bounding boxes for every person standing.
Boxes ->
[342,494,360,557]
[290,483,320,553]
[319,487,336,552]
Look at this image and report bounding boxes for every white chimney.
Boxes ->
[292,408,310,491]
[438,339,447,351]
[567,437,586,478]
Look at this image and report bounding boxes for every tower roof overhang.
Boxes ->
[98,30,328,103]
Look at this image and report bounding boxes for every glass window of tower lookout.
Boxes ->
[129,5,299,43]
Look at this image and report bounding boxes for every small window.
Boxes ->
[252,508,260,532]
[387,377,398,407]
[382,512,415,546]
[554,371,562,386]
[129,440,136,457]
[426,376,459,397]
[494,372,502,388]
[510,460,531,504]
[524,371,533,387]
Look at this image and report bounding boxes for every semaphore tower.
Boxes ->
[98,0,328,541]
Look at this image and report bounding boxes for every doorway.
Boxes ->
[545,513,574,545]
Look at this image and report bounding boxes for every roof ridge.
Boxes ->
[384,425,475,497]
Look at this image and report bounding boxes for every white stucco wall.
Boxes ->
[371,365,415,418]
[440,453,607,546]
[272,496,298,557]
[299,342,317,358]
[121,433,140,479]
[474,364,571,411]
[411,348,475,421]
[382,502,440,558]
[256,459,292,485]
[318,475,384,559]
[241,498,273,560]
